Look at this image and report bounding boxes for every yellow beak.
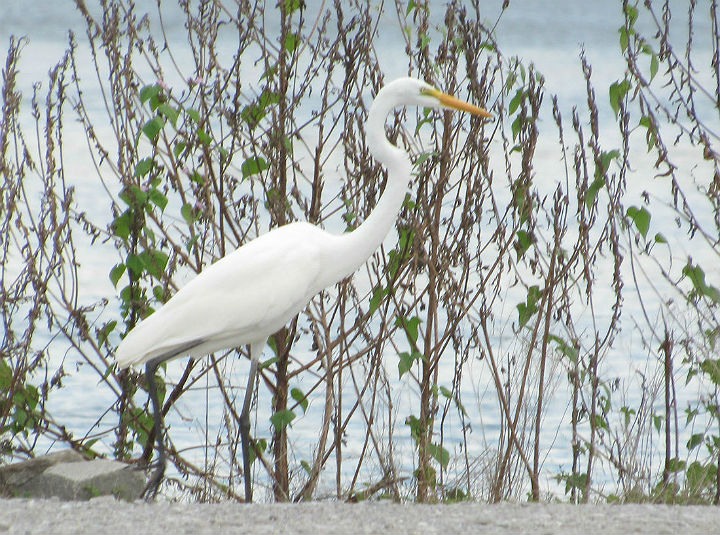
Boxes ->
[423,87,493,118]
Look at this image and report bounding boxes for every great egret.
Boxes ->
[115,77,491,501]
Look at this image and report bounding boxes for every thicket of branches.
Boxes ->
[1,0,718,503]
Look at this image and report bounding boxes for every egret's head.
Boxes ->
[386,77,492,118]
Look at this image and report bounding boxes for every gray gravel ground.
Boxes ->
[1,498,719,534]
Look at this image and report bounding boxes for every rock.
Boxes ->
[0,450,85,492]
[0,451,145,501]
[36,459,145,501]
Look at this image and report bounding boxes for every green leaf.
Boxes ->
[140,84,162,105]
[592,413,609,431]
[189,170,204,184]
[181,203,194,226]
[134,157,154,177]
[387,249,401,278]
[270,409,296,432]
[140,250,169,280]
[650,52,658,81]
[291,387,309,413]
[142,116,165,142]
[625,3,638,27]
[479,41,495,53]
[399,228,415,251]
[609,79,631,118]
[369,285,387,315]
[284,33,299,53]
[666,457,686,473]
[300,460,312,475]
[261,65,278,81]
[415,108,434,135]
[153,285,165,302]
[143,225,156,245]
[186,109,201,123]
[109,263,126,288]
[261,90,281,108]
[284,0,303,13]
[547,334,579,364]
[619,406,636,427]
[687,433,704,451]
[173,141,186,159]
[240,91,281,129]
[249,438,267,465]
[517,285,541,329]
[618,26,630,53]
[653,414,663,433]
[405,415,422,443]
[124,407,153,447]
[515,229,533,260]
[241,104,265,128]
[699,359,720,385]
[396,315,421,345]
[97,320,117,347]
[511,114,523,141]
[398,351,414,379]
[343,209,356,228]
[148,189,168,212]
[267,335,278,356]
[241,156,270,178]
[112,211,131,240]
[0,359,12,390]
[639,115,658,150]
[126,254,144,277]
[626,205,651,238]
[184,234,199,253]
[119,285,136,309]
[157,103,179,127]
[687,461,714,491]
[585,177,605,209]
[427,442,450,468]
[599,149,620,175]
[414,151,436,167]
[505,70,518,93]
[196,127,212,146]
[13,407,27,428]
[682,261,720,303]
[119,185,148,208]
[508,89,524,115]
[439,386,452,399]
[654,233,667,244]
[559,472,588,495]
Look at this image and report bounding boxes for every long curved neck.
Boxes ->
[328,92,412,281]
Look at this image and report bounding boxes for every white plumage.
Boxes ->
[115,77,491,501]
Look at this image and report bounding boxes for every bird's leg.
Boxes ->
[240,347,260,503]
[142,358,165,500]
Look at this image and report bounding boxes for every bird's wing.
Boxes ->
[115,222,328,368]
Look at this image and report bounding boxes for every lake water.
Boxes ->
[2,0,718,500]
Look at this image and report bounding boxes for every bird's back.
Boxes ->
[115,222,334,368]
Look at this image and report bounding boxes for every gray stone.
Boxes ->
[0,450,85,492]
[0,451,145,501]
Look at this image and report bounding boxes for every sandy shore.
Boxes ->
[0,498,718,534]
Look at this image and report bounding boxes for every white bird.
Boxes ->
[115,77,491,501]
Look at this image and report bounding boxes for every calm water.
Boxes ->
[2,0,717,499]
